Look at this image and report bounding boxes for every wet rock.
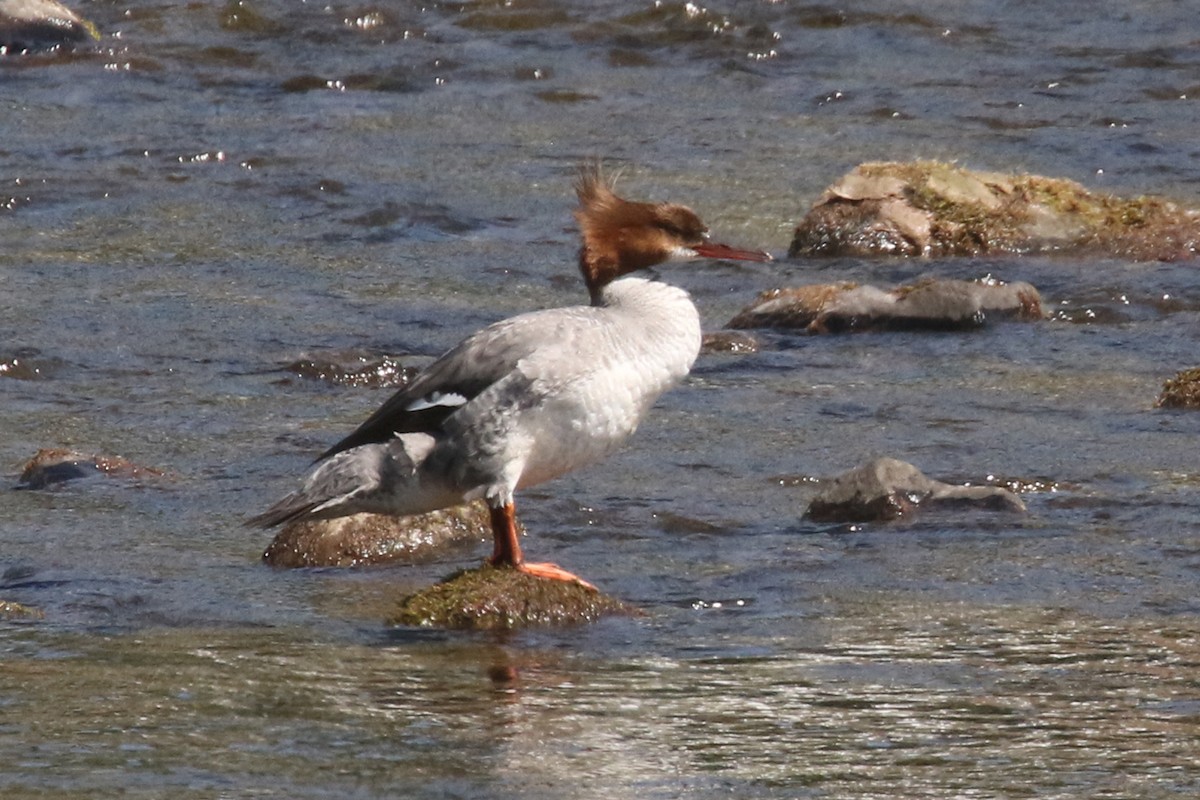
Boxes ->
[1157,367,1200,409]
[789,161,1200,261]
[728,277,1043,333]
[262,502,495,568]
[392,564,637,630]
[729,283,854,330]
[701,329,760,354]
[18,448,166,489]
[805,457,1026,523]
[0,599,43,620]
[280,353,418,389]
[0,0,99,53]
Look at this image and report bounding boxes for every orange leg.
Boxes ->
[487,502,597,591]
[488,502,524,567]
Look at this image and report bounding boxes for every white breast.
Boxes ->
[444,276,702,497]
[523,277,701,482]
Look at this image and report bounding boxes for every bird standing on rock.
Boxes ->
[248,165,772,589]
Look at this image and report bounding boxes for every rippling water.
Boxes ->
[2,1,1199,797]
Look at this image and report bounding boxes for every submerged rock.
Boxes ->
[701,329,760,354]
[392,564,637,630]
[280,353,418,389]
[728,277,1043,333]
[0,0,99,53]
[790,161,1200,261]
[1157,367,1200,409]
[262,502,494,568]
[0,349,63,380]
[805,457,1026,523]
[18,448,166,489]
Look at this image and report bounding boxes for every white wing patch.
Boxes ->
[405,391,469,412]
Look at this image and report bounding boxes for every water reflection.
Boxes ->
[1,593,1198,796]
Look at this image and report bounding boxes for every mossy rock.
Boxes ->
[1157,367,1200,409]
[392,564,639,630]
[790,161,1200,260]
[0,600,44,620]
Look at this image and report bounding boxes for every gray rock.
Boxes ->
[728,278,1044,333]
[805,457,1026,523]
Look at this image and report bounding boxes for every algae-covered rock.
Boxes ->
[1157,367,1200,409]
[0,599,44,620]
[262,502,492,568]
[0,0,99,53]
[805,457,1026,523]
[728,277,1043,333]
[790,161,1200,260]
[18,448,166,489]
[392,564,637,630]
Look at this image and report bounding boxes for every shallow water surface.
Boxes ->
[2,1,1199,797]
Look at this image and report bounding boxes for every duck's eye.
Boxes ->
[661,221,707,245]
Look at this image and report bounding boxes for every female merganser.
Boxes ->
[249,165,771,588]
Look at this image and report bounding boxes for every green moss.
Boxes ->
[392,564,639,630]
[834,161,1200,258]
[996,175,1192,249]
[79,17,101,41]
[858,162,1027,253]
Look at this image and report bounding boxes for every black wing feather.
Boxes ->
[315,373,494,462]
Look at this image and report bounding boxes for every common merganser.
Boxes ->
[248,165,771,588]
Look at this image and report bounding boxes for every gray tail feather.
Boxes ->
[244,495,324,529]
[245,448,384,530]
[246,436,434,530]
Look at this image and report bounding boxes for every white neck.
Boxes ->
[596,275,703,380]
